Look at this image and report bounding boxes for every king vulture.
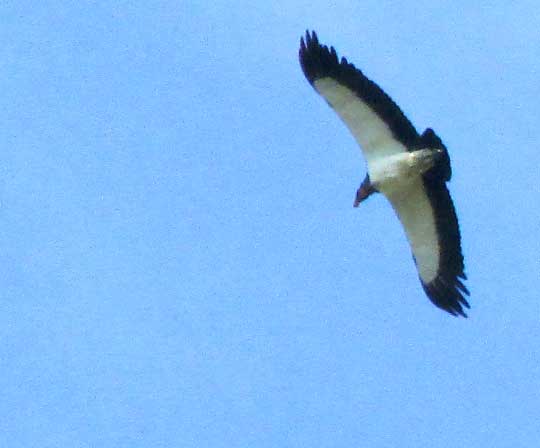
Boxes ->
[299,31,470,317]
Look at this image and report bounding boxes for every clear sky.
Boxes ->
[2,1,540,447]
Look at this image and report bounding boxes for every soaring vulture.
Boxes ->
[299,31,470,317]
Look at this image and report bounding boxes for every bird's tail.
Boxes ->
[418,128,452,181]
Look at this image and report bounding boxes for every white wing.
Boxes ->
[386,176,469,316]
[313,78,408,169]
[299,31,419,170]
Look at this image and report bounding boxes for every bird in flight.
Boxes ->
[299,31,470,316]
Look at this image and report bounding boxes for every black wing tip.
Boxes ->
[299,30,350,85]
[422,276,470,318]
[301,29,317,44]
[299,30,319,53]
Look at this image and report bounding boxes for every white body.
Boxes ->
[314,78,440,283]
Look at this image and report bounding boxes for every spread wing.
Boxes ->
[386,131,469,316]
[299,30,419,169]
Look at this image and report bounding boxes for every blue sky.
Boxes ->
[2,1,540,446]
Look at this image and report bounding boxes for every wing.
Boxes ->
[420,175,469,316]
[386,177,469,317]
[299,30,419,169]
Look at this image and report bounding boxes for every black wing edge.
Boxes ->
[421,145,469,317]
[299,30,419,148]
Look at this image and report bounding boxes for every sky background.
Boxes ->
[2,1,540,446]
